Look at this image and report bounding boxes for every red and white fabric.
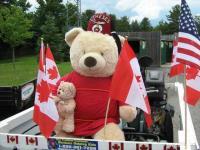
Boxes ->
[169,0,200,106]
[109,142,124,150]
[33,42,59,138]
[25,137,38,146]
[110,40,152,127]
[176,32,200,70]
[169,39,184,77]
[45,46,60,90]
[185,66,200,105]
[7,135,18,144]
[170,41,200,105]
[136,143,152,150]
[175,0,200,70]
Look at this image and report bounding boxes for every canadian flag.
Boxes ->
[45,46,60,90]
[169,39,184,77]
[7,135,18,144]
[170,38,200,105]
[110,40,152,127]
[163,145,180,150]
[109,142,124,150]
[33,41,59,138]
[136,144,152,150]
[25,137,38,146]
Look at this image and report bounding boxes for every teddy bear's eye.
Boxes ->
[83,50,86,54]
[100,52,104,56]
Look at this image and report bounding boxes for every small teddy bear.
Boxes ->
[54,81,76,134]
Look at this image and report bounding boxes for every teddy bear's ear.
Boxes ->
[65,28,84,46]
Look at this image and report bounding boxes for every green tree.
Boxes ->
[0,0,31,11]
[166,4,181,34]
[33,0,69,60]
[140,17,152,31]
[33,0,67,32]
[194,16,200,34]
[110,14,117,31]
[116,16,130,32]
[0,6,33,73]
[66,2,79,30]
[130,20,140,32]
[81,9,95,30]
[154,20,170,34]
[40,15,64,60]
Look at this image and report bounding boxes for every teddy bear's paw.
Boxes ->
[93,123,125,141]
[62,124,74,133]
[119,105,137,122]
[51,96,61,104]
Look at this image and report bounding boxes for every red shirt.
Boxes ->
[53,71,120,136]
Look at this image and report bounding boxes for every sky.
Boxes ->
[28,0,200,26]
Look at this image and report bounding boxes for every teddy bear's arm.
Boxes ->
[64,99,76,113]
[119,105,137,123]
[52,96,61,104]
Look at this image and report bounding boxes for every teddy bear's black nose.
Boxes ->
[84,56,97,67]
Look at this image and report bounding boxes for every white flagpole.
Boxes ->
[183,65,188,150]
[104,97,111,140]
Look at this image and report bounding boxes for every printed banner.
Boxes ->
[47,138,98,150]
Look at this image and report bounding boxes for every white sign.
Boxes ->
[21,83,34,101]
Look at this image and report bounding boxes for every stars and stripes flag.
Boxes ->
[169,0,200,105]
[110,40,152,127]
[33,41,60,138]
[169,37,185,77]
[176,0,200,69]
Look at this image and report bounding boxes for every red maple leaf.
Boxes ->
[36,80,51,102]
[136,75,141,83]
[186,67,199,80]
[48,66,58,80]
[29,138,35,144]
[10,136,16,142]
[140,144,148,150]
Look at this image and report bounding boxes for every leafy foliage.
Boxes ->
[81,9,95,30]
[116,16,131,32]
[130,20,141,32]
[194,16,200,34]
[0,6,33,48]
[0,1,198,61]
[140,17,153,31]
[166,5,181,34]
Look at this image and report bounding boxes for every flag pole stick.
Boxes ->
[183,65,188,150]
[104,97,111,140]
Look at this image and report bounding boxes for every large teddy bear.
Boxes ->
[54,13,137,141]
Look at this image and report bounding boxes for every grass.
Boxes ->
[0,55,72,86]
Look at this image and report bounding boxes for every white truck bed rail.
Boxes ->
[0,132,182,150]
[0,83,199,150]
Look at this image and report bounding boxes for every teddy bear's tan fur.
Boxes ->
[54,81,76,136]
[54,27,137,141]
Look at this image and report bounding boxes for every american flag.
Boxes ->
[176,0,200,70]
